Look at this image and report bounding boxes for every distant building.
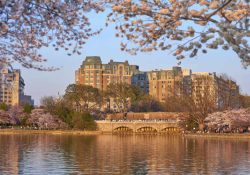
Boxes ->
[75,57,240,110]
[191,72,239,109]
[75,56,140,91]
[0,64,34,106]
[131,71,149,93]
[147,67,192,102]
[227,79,240,108]
[21,95,35,106]
[75,56,141,111]
[182,69,193,97]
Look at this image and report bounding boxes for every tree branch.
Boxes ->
[206,0,234,20]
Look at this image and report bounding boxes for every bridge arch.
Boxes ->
[161,127,180,133]
[96,120,180,133]
[137,126,157,133]
[113,126,133,132]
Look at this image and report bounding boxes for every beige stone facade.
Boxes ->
[147,67,192,102]
[0,65,34,106]
[75,56,139,91]
[0,66,24,105]
[75,56,140,111]
[191,72,240,109]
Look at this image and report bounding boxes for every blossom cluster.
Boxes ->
[0,0,103,70]
[205,108,250,131]
[107,0,250,67]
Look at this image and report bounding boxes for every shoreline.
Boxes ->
[184,133,250,139]
[0,129,102,135]
[1,129,250,138]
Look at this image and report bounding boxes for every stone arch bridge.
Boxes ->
[96,120,180,133]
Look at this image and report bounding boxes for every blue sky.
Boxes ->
[14,12,250,105]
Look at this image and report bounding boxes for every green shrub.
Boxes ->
[0,103,8,111]
[23,104,34,114]
[72,112,97,130]
[53,103,73,127]
[20,115,29,126]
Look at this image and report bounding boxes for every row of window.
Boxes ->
[83,71,132,75]
[84,65,131,71]
[85,80,101,84]
[84,65,101,69]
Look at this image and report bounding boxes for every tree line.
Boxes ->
[40,81,250,131]
[40,83,162,129]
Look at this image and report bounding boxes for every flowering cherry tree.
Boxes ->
[107,0,250,67]
[0,0,103,70]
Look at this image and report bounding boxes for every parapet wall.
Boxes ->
[106,112,187,120]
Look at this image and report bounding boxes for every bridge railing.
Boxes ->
[95,119,179,123]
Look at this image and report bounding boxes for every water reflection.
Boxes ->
[0,134,250,174]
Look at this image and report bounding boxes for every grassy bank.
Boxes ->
[0,129,102,135]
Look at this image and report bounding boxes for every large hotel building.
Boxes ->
[75,56,139,91]
[0,64,34,106]
[76,56,240,110]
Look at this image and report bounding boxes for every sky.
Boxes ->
[13,12,250,105]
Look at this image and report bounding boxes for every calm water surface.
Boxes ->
[0,134,250,175]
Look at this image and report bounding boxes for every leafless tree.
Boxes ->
[239,94,250,108]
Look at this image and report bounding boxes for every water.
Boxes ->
[0,134,250,175]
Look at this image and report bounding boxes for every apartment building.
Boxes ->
[75,56,140,112]
[75,57,240,110]
[147,67,192,102]
[227,79,240,107]
[75,56,139,91]
[0,64,34,106]
[134,68,239,109]
[191,72,239,109]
